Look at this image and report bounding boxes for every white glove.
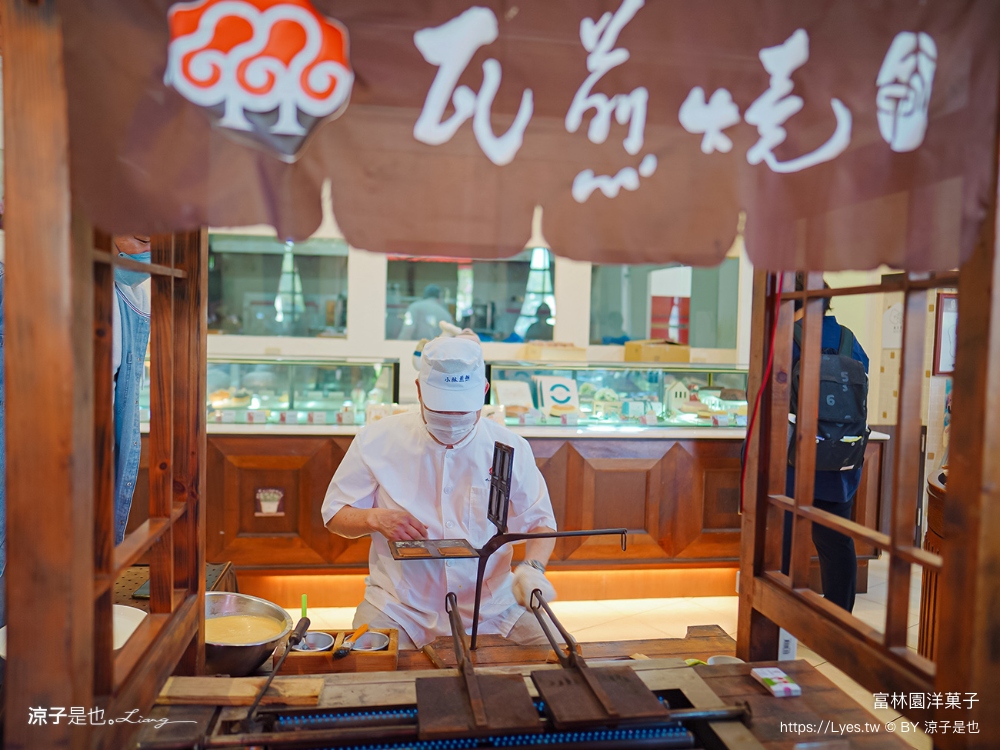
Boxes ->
[512,563,556,608]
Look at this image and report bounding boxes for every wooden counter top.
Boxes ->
[695,660,910,748]
[397,624,737,670]
[140,654,910,750]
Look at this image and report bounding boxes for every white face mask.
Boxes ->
[423,409,479,445]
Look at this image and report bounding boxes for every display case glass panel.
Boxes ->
[208,233,349,338]
[590,260,740,348]
[386,248,556,342]
[487,362,748,428]
[141,357,399,426]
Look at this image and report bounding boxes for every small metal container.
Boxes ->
[204,592,293,677]
[291,631,335,652]
[351,631,390,652]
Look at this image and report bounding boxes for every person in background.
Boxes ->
[111,236,153,543]
[601,311,630,345]
[524,302,554,341]
[783,275,869,613]
[322,335,558,649]
[492,311,524,343]
[398,284,454,340]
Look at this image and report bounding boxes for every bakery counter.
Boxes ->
[140,421,889,442]
[140,421,741,438]
[129,423,888,599]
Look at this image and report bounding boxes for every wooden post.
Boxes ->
[934,194,1000,746]
[737,269,779,661]
[172,229,208,676]
[738,271,795,661]
[3,1,94,746]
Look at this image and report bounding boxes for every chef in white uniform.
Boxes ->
[322,335,557,649]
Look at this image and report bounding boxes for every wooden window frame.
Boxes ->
[2,6,208,742]
[739,223,1000,746]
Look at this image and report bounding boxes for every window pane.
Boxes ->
[590,259,739,348]
[208,234,349,337]
[386,249,556,341]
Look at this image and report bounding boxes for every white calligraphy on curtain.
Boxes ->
[876,31,937,152]
[412,6,534,166]
[566,0,657,202]
[744,29,853,173]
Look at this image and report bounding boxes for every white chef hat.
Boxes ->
[418,336,487,412]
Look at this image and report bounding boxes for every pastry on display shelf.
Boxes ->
[208,389,232,407]
[548,403,578,418]
[230,389,252,407]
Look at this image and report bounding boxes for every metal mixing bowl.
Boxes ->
[204,592,293,676]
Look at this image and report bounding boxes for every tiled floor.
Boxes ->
[286,556,929,749]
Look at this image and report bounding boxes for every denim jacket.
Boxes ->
[113,258,151,543]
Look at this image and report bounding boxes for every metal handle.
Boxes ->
[444,592,488,728]
[529,590,618,718]
[241,617,311,733]
[529,588,579,668]
[469,527,627,650]
[444,592,470,669]
[288,617,310,648]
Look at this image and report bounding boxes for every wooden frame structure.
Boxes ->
[3,5,208,747]
[3,0,1000,748]
[738,185,1000,745]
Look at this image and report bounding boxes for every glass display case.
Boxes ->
[140,356,399,426]
[486,362,748,428]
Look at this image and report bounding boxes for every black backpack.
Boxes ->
[789,321,870,472]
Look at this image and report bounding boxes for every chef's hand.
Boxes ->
[512,562,556,607]
[368,509,428,541]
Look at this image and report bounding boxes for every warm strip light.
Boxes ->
[239,568,740,608]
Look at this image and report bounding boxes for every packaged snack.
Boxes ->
[751,667,801,697]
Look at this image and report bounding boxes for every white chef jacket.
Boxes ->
[321,411,556,648]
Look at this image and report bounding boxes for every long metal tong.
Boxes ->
[529,589,620,718]
[529,588,752,729]
[445,592,489,729]
[239,617,310,733]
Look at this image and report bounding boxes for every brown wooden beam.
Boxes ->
[3,1,94,746]
[172,229,208,676]
[91,249,187,279]
[774,272,958,301]
[737,270,782,662]
[935,166,1000,747]
[753,576,935,707]
[101,595,199,750]
[766,495,943,570]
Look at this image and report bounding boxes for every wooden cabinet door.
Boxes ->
[527,438,743,566]
[206,436,368,567]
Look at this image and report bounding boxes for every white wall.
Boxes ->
[649,266,692,297]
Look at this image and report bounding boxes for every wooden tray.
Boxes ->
[276,628,398,675]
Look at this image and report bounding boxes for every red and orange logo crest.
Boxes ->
[165,0,353,158]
